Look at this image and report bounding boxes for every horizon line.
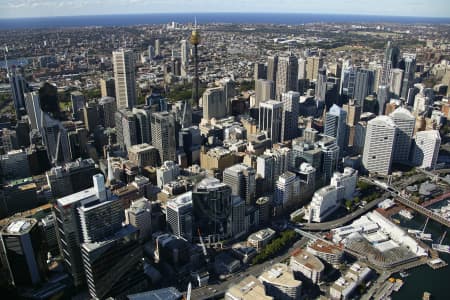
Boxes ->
[1,11,450,21]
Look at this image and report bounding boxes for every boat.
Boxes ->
[418,232,433,241]
[423,291,432,300]
[392,218,401,224]
[399,209,414,220]
[432,244,450,254]
[408,229,421,235]
[399,271,409,278]
[393,279,404,292]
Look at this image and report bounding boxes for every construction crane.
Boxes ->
[197,228,209,263]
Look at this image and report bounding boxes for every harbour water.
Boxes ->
[392,202,450,300]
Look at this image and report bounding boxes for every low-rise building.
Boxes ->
[247,228,276,252]
[289,249,325,284]
[225,275,273,300]
[330,263,371,300]
[258,263,302,300]
[306,240,344,266]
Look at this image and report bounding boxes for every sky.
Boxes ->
[0,0,450,19]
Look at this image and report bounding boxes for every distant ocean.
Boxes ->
[1,13,450,30]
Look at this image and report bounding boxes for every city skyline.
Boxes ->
[1,0,450,19]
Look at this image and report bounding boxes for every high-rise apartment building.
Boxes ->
[151,111,176,163]
[362,116,397,175]
[113,49,136,109]
[223,163,256,205]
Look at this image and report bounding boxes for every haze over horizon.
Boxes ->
[1,0,450,19]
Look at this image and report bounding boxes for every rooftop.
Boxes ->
[259,263,302,289]
[3,218,37,235]
[291,249,325,272]
[127,287,182,300]
[226,275,272,300]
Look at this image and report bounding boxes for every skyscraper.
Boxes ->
[255,79,275,108]
[315,67,327,101]
[115,109,138,151]
[113,49,136,109]
[306,56,323,81]
[151,111,176,163]
[98,96,117,128]
[377,85,390,115]
[389,68,404,98]
[155,39,160,56]
[166,192,193,241]
[281,91,300,142]
[180,39,189,68]
[193,178,233,240]
[412,130,441,169]
[202,87,226,121]
[254,62,267,81]
[9,66,30,118]
[354,69,374,110]
[100,78,115,98]
[381,41,400,85]
[340,65,356,100]
[223,163,256,205]
[267,55,278,89]
[324,104,348,158]
[259,100,283,144]
[24,92,42,131]
[390,107,415,163]
[400,54,416,99]
[275,53,298,99]
[1,218,46,287]
[362,116,397,175]
[54,174,118,287]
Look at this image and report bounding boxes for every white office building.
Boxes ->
[390,107,415,163]
[166,192,193,241]
[113,49,136,109]
[362,116,397,176]
[412,130,441,169]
